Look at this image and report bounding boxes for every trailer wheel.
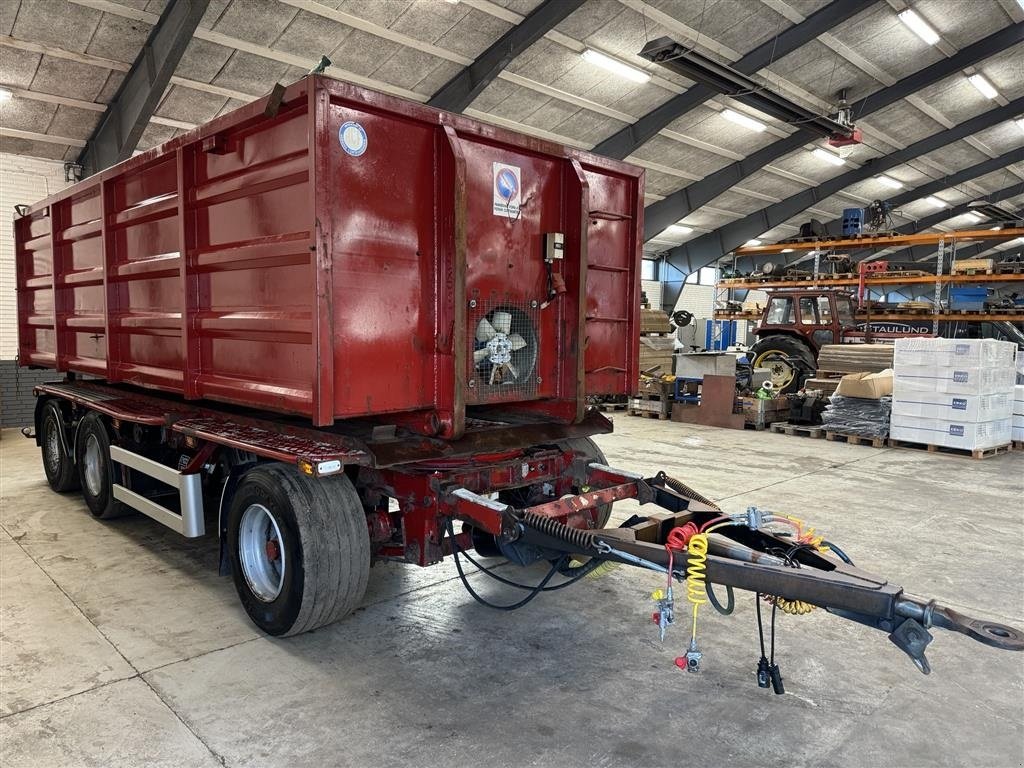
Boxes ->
[227,464,370,637]
[75,413,129,519]
[40,400,79,493]
[560,437,612,528]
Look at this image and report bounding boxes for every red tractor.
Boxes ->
[747,288,1024,392]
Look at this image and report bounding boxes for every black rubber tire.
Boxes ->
[560,436,612,528]
[227,464,371,637]
[40,400,79,493]
[749,335,817,394]
[75,412,130,519]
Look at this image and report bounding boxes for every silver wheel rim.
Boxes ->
[239,503,286,602]
[83,434,104,496]
[44,417,61,472]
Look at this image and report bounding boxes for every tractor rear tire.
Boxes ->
[749,336,817,394]
[227,464,370,637]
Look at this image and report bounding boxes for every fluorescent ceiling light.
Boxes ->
[990,225,1003,231]
[722,109,766,132]
[745,239,763,246]
[898,9,940,46]
[812,148,845,166]
[968,73,998,99]
[0,88,12,103]
[924,196,946,207]
[581,49,651,84]
[876,175,903,189]
[662,224,693,237]
[781,248,794,253]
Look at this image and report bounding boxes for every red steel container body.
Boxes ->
[15,76,643,438]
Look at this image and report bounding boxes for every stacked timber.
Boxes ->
[816,344,894,375]
[640,308,673,335]
[639,307,675,375]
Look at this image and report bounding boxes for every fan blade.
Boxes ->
[473,348,491,364]
[508,333,527,351]
[505,361,519,379]
[476,317,496,342]
[491,311,512,335]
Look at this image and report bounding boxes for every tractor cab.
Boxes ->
[748,290,859,391]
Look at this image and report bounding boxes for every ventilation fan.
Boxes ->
[472,308,538,388]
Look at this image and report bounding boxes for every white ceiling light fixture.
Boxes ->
[990,225,1003,231]
[876,175,903,189]
[812,148,845,166]
[661,224,694,238]
[745,239,763,246]
[581,49,651,84]
[781,248,795,253]
[967,74,999,100]
[0,88,13,103]
[722,109,766,132]
[924,196,947,207]
[897,9,941,46]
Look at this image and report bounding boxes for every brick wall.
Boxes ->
[1,154,72,426]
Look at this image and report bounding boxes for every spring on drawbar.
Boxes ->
[521,513,598,552]
[658,473,721,511]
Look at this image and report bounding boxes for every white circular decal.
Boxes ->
[339,121,367,157]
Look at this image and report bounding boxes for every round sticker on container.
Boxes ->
[339,121,367,157]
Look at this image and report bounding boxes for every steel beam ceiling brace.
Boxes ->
[593,0,872,161]
[427,0,585,113]
[659,96,1024,294]
[77,0,209,177]
[641,22,1024,242]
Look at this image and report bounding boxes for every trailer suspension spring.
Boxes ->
[657,473,721,511]
[520,512,598,552]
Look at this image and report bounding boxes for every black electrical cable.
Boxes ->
[756,592,766,658]
[821,540,854,565]
[443,519,598,610]
[452,533,601,591]
[706,581,735,615]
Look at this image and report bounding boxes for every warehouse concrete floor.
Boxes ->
[1,418,1022,768]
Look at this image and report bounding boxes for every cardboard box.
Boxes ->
[836,369,893,399]
[638,336,676,375]
[890,415,1012,450]
[891,391,1013,423]
[893,337,1017,369]
[892,364,1016,395]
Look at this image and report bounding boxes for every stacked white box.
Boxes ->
[1014,384,1024,444]
[891,338,1016,450]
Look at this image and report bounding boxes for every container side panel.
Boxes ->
[192,107,314,415]
[326,103,439,417]
[58,186,106,374]
[16,208,57,366]
[108,155,183,390]
[581,167,641,395]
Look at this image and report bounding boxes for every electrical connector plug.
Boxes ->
[756,656,771,688]
[675,638,702,673]
[769,664,785,695]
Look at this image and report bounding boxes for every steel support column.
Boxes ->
[77,0,209,176]
[642,23,1024,241]
[427,0,585,113]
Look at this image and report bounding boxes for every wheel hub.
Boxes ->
[239,503,286,602]
[83,434,104,497]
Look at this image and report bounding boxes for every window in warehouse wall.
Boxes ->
[699,267,717,285]
[641,259,657,280]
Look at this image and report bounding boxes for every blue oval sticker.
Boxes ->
[339,121,367,157]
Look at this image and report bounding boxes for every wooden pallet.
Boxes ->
[1012,440,1024,451]
[629,408,670,420]
[597,402,628,413]
[769,422,823,438]
[887,439,1012,460]
[951,268,994,276]
[825,431,886,448]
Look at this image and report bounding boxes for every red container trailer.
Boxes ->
[15,76,1024,673]
[16,76,641,437]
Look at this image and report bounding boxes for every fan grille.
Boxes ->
[467,301,540,403]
